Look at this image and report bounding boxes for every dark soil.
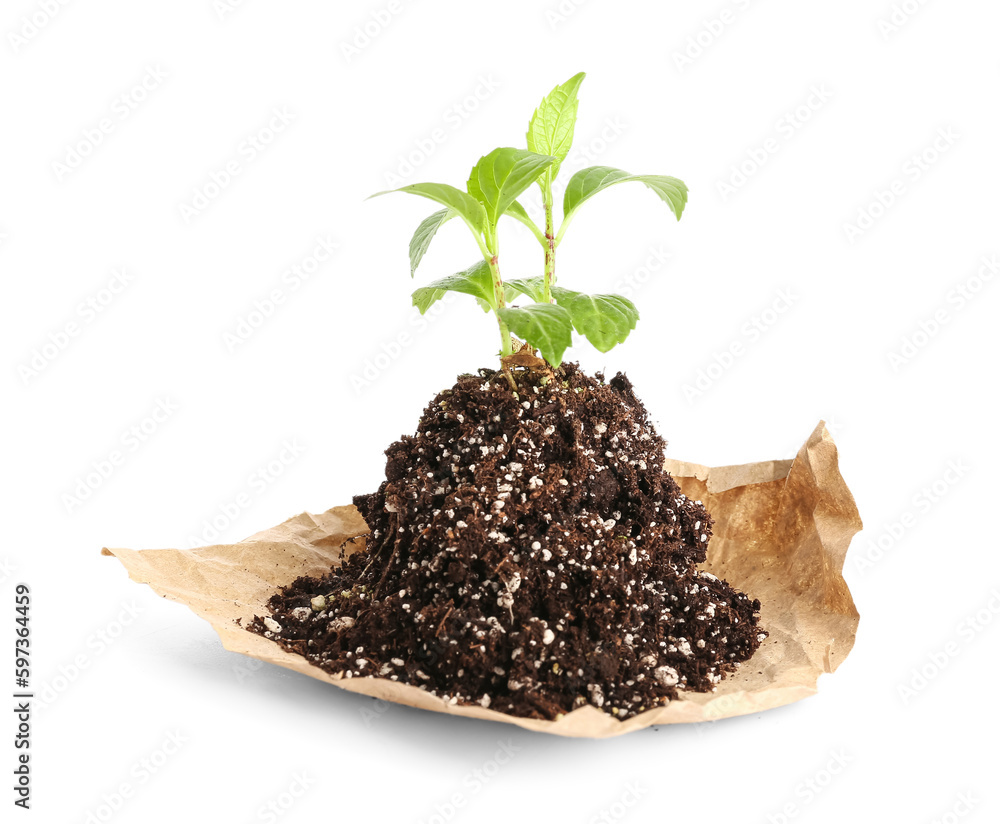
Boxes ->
[251,364,765,720]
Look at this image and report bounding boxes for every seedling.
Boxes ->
[371,72,687,383]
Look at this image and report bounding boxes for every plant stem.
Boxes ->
[487,253,513,357]
[498,315,513,357]
[542,178,556,303]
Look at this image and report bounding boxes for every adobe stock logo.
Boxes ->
[416,739,521,824]
[926,792,980,824]
[764,749,853,823]
[886,255,997,372]
[612,246,672,300]
[52,66,169,183]
[671,0,760,73]
[842,127,959,244]
[545,0,592,31]
[877,0,934,40]
[897,589,1000,705]
[81,731,188,824]
[36,601,144,711]
[341,0,407,63]
[178,108,295,223]
[186,439,305,547]
[255,772,316,823]
[18,268,134,385]
[223,235,339,352]
[350,292,459,395]
[716,85,833,202]
[7,0,73,54]
[681,288,798,404]
[587,782,647,823]
[383,75,502,188]
[214,0,249,20]
[854,459,969,575]
[61,399,179,513]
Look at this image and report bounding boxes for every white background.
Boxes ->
[3,0,999,821]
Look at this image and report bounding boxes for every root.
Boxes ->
[500,339,552,392]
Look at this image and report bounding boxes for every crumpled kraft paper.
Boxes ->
[102,420,861,738]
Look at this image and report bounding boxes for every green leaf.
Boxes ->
[467,148,557,228]
[412,288,447,315]
[504,277,548,304]
[409,209,453,277]
[411,260,497,315]
[370,182,487,236]
[551,288,639,353]
[527,72,586,176]
[497,303,573,367]
[562,167,688,230]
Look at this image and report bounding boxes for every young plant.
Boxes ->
[370,72,687,381]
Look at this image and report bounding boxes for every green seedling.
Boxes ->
[370,72,687,384]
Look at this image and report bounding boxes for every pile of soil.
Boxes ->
[252,364,765,720]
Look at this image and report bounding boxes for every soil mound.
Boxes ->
[253,365,765,720]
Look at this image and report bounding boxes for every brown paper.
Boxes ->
[102,420,861,738]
